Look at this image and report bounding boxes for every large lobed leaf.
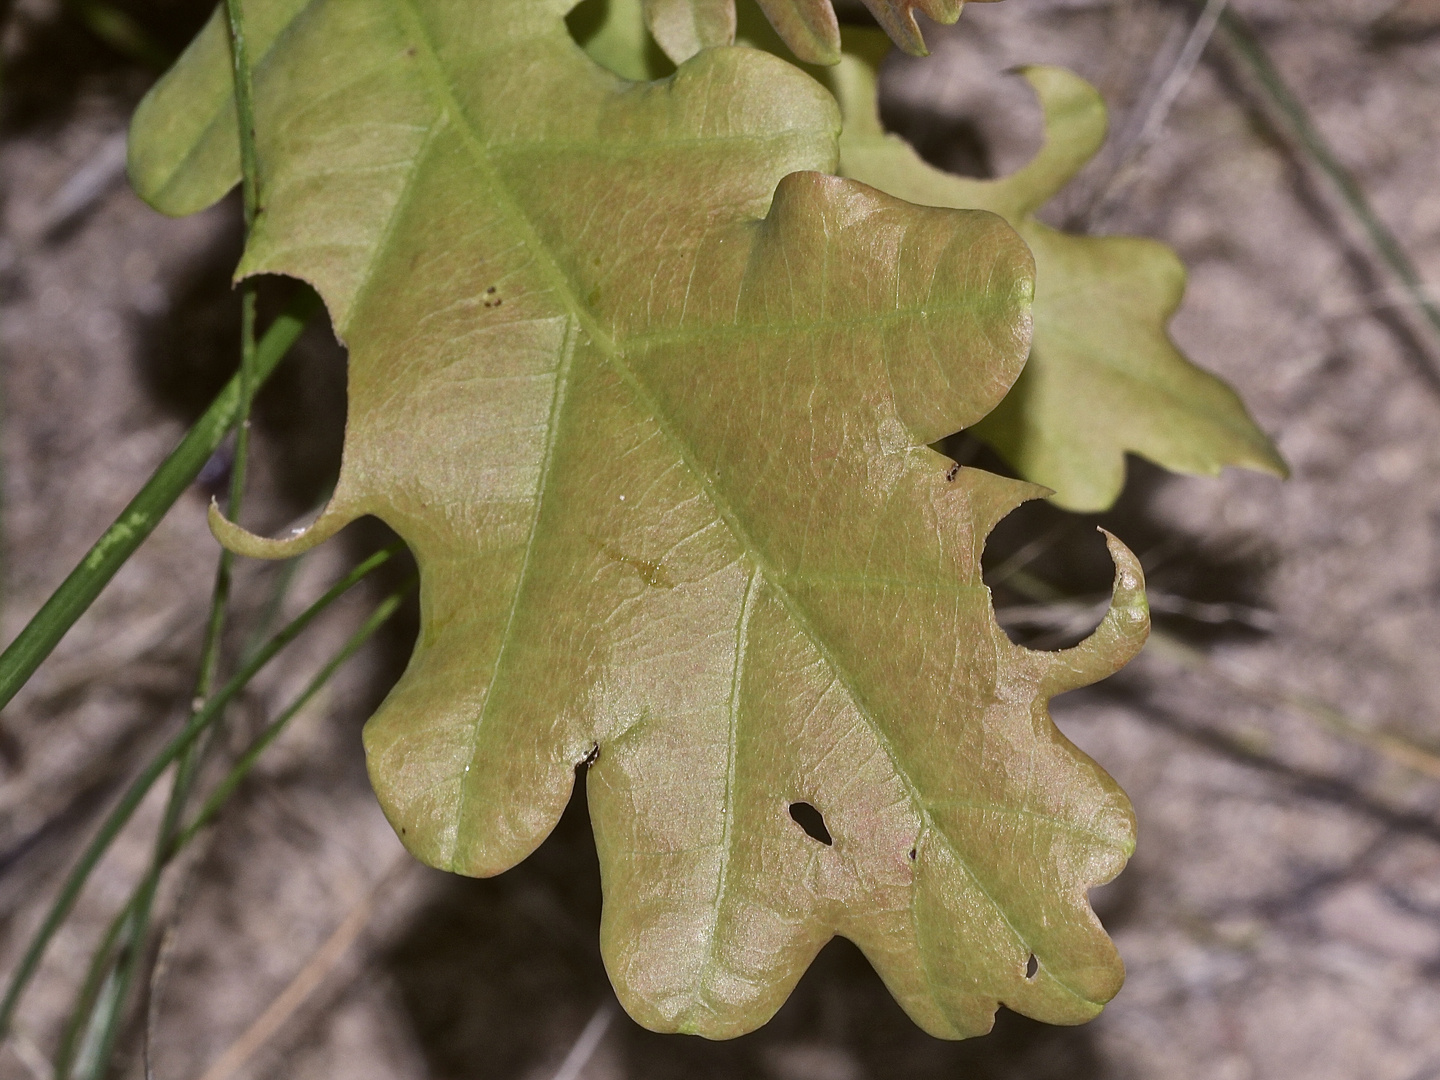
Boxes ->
[130,0,1147,1039]
[828,31,1287,511]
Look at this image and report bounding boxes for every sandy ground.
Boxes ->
[1,0,1438,1078]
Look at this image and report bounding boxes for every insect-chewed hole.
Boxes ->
[1025,953,1039,980]
[788,802,832,846]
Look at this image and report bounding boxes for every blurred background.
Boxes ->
[0,0,1437,1077]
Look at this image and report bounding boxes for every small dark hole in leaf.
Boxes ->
[579,743,600,769]
[908,847,917,860]
[1025,953,1038,980]
[788,802,832,846]
[486,286,496,294]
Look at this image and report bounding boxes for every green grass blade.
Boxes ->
[0,285,322,714]
[71,14,281,1069]
[52,582,411,1077]
[241,549,307,662]
[0,543,399,1040]
[224,0,262,233]
[53,900,134,1078]
[180,583,412,852]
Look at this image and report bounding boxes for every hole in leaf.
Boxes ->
[977,457,1279,651]
[879,101,993,180]
[788,802,832,846]
[565,0,610,48]
[908,847,917,860]
[1025,953,1038,980]
[566,0,675,81]
[578,743,600,769]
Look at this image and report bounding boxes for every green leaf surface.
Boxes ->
[828,31,1288,511]
[130,0,1147,1039]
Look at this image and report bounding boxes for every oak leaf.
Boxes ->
[130,0,1147,1039]
[829,31,1287,510]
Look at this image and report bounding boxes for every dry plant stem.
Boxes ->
[0,286,321,714]
[1140,631,1440,782]
[1215,6,1440,353]
[549,1002,618,1080]
[0,545,401,1044]
[1131,0,1227,153]
[195,852,413,1080]
[1086,0,1228,223]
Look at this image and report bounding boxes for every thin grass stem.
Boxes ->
[49,581,411,1078]
[1215,6,1440,349]
[180,585,411,852]
[52,903,132,1077]
[241,551,306,662]
[1003,568,1440,781]
[0,286,320,713]
[0,544,399,1042]
[72,9,280,1066]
